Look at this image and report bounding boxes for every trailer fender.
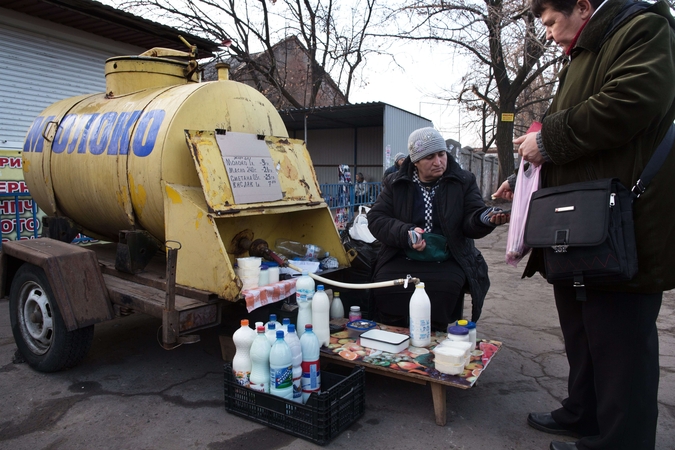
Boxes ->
[1,238,113,330]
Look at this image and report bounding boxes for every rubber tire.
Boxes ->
[9,263,94,372]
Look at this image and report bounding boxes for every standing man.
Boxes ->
[383,152,406,180]
[494,0,675,449]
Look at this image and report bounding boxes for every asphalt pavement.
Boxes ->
[0,223,673,449]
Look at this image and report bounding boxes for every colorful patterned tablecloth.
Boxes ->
[321,322,501,388]
[242,278,297,312]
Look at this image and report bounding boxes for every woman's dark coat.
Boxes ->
[368,155,496,321]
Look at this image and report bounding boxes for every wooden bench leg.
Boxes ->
[430,382,447,426]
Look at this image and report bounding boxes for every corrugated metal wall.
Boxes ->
[0,11,142,150]
[307,126,383,184]
[382,105,433,172]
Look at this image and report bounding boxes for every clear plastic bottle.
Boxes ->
[300,324,321,403]
[349,306,362,322]
[409,282,431,347]
[265,322,278,345]
[296,294,312,338]
[265,314,281,331]
[249,325,271,393]
[295,271,315,301]
[269,330,293,399]
[232,319,257,387]
[330,291,345,320]
[311,285,331,347]
[284,324,303,403]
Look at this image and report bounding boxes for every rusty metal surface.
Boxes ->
[1,238,113,330]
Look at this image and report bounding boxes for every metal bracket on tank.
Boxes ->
[115,230,161,274]
[42,216,80,244]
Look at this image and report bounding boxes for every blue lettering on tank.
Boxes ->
[23,116,55,153]
[52,114,78,154]
[77,114,100,153]
[89,112,118,155]
[108,110,142,155]
[23,109,164,157]
[66,114,93,154]
[132,109,165,157]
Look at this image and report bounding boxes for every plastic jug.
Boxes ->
[249,325,271,393]
[409,282,431,347]
[311,285,331,347]
[300,324,321,403]
[330,291,345,319]
[269,330,293,399]
[284,324,303,403]
[296,294,312,337]
[232,319,257,387]
[281,317,291,334]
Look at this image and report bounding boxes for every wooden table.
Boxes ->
[320,319,502,426]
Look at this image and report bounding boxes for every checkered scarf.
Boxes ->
[413,170,438,232]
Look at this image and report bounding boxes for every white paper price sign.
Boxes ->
[215,132,283,204]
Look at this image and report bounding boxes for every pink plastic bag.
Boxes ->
[506,158,541,267]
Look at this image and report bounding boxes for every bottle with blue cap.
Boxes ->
[269,330,293,399]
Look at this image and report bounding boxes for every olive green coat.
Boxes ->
[524,0,675,292]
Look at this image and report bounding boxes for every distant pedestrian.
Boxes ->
[383,152,406,180]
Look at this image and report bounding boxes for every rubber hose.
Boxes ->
[286,262,419,289]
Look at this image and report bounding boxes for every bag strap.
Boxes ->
[632,123,675,198]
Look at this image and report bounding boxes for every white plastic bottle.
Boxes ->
[295,270,315,301]
[330,291,345,319]
[296,294,312,337]
[232,319,257,387]
[281,317,291,334]
[265,314,281,331]
[249,325,271,393]
[300,324,321,403]
[311,285,331,347]
[409,282,431,347]
[269,330,293,399]
[265,322,278,345]
[284,324,303,403]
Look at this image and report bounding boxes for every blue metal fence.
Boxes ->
[320,182,382,226]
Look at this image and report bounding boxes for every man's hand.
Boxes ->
[493,180,514,201]
[514,132,544,166]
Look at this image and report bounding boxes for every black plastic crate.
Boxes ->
[223,363,365,445]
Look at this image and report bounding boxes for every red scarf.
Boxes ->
[566,18,591,56]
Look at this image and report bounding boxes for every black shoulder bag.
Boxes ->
[523,124,675,299]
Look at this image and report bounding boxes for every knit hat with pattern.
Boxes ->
[407,127,447,163]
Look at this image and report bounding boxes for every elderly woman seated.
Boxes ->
[367,127,508,331]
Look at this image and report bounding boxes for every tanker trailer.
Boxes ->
[0,46,349,372]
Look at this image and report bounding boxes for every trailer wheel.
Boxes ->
[9,263,94,372]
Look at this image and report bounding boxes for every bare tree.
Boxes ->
[380,0,562,181]
[116,0,380,108]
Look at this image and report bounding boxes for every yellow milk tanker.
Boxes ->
[19,51,348,299]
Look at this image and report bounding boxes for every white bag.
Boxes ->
[505,158,541,267]
[348,206,377,243]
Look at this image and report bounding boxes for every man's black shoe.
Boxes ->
[528,412,581,438]
[550,441,577,450]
